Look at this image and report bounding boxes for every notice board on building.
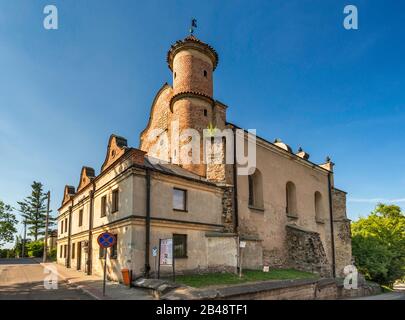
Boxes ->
[157,238,175,281]
[159,238,173,266]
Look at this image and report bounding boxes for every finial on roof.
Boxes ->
[298,147,303,152]
[274,138,282,143]
[189,18,197,35]
[326,156,331,163]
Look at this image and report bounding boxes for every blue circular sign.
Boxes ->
[97,232,116,248]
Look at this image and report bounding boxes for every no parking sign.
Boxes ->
[97,232,116,248]
[97,232,116,296]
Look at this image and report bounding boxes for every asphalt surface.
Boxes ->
[1,258,404,300]
[0,258,94,300]
[348,291,405,300]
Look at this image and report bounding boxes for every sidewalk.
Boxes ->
[40,261,154,300]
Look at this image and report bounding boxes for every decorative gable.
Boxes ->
[77,166,95,192]
[62,185,76,206]
[101,135,128,172]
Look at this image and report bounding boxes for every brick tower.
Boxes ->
[167,35,221,177]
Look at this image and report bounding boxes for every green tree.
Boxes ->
[0,199,18,247]
[17,182,54,241]
[352,203,405,287]
[13,235,27,258]
[26,240,44,258]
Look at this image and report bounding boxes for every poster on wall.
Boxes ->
[159,239,173,266]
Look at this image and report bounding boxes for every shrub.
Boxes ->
[48,248,57,261]
[352,204,405,287]
[26,240,44,258]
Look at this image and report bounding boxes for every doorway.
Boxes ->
[77,242,82,270]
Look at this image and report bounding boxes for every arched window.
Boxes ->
[286,182,297,217]
[315,191,324,223]
[248,169,263,209]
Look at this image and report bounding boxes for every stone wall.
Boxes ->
[286,224,331,277]
[332,188,352,277]
[221,186,234,232]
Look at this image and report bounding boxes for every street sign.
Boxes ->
[152,246,158,257]
[97,232,116,297]
[97,232,116,248]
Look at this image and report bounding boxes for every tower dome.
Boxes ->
[167,35,218,97]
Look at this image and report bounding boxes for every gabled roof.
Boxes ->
[61,185,76,206]
[77,166,96,192]
[101,134,129,172]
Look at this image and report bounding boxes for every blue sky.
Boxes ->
[1,0,405,245]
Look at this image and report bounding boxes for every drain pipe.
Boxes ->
[327,172,336,278]
[144,168,151,278]
[232,126,239,233]
[233,127,240,275]
[87,183,95,275]
[67,201,73,268]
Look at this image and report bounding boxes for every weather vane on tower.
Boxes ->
[189,18,197,35]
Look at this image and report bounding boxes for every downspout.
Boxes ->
[327,172,336,278]
[87,183,95,275]
[144,168,151,278]
[232,126,239,234]
[233,127,240,275]
[67,201,73,268]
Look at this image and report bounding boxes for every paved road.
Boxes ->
[349,292,405,300]
[346,284,405,300]
[0,258,94,300]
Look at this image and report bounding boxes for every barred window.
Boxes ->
[112,189,119,213]
[78,210,83,227]
[110,235,118,259]
[101,196,107,217]
[173,234,187,258]
[99,246,105,259]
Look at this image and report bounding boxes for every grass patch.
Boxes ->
[174,269,318,288]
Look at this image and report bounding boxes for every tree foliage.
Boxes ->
[0,199,18,247]
[26,240,44,258]
[352,203,405,286]
[17,181,54,241]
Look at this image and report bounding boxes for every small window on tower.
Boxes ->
[204,109,207,117]
[174,72,176,79]
[203,70,207,77]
